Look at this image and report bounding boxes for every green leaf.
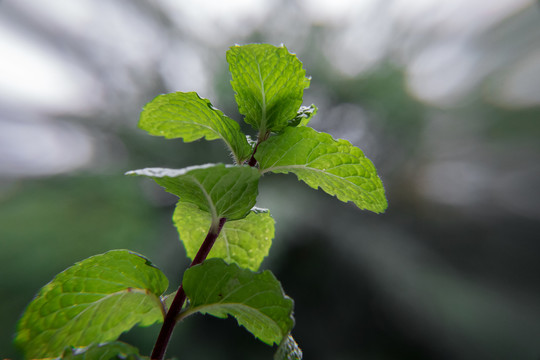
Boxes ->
[126,164,260,225]
[138,91,251,164]
[15,250,168,360]
[60,341,144,360]
[174,202,274,271]
[274,335,303,360]
[256,126,388,213]
[288,104,317,127]
[227,44,310,133]
[182,259,294,346]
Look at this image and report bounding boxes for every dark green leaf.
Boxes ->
[138,91,252,164]
[182,259,294,346]
[227,44,310,133]
[174,202,274,271]
[126,164,260,224]
[15,250,168,359]
[256,126,387,213]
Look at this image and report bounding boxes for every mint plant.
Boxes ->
[14,44,387,360]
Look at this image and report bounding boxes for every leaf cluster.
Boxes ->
[15,44,387,360]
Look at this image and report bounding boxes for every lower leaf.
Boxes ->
[15,250,168,359]
[181,259,295,346]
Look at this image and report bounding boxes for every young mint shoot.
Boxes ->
[14,44,387,360]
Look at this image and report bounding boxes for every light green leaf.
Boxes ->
[174,202,274,271]
[126,164,260,225]
[227,44,310,133]
[60,341,144,360]
[274,335,303,360]
[139,91,251,164]
[15,250,168,360]
[288,104,317,127]
[256,126,388,213]
[182,259,294,346]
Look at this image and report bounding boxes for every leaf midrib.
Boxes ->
[257,62,268,133]
[181,302,284,334]
[38,288,158,323]
[259,164,383,210]
[34,288,161,356]
[260,164,371,185]
[189,176,218,227]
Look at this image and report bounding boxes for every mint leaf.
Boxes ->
[15,250,168,359]
[227,44,310,133]
[60,341,144,360]
[174,202,274,271]
[256,126,388,213]
[274,335,303,360]
[139,91,251,164]
[126,164,260,224]
[182,259,294,346]
[288,104,317,127]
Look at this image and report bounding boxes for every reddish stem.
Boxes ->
[151,217,227,360]
[247,130,270,167]
[247,142,260,167]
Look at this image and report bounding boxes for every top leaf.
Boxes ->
[139,91,251,164]
[126,164,260,225]
[256,127,387,213]
[227,44,310,133]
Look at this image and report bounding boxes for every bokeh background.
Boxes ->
[1,0,540,359]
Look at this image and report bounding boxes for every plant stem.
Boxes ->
[247,130,270,167]
[247,141,260,167]
[151,217,227,360]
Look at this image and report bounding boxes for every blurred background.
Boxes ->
[1,0,540,359]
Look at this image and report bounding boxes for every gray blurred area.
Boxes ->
[1,1,540,359]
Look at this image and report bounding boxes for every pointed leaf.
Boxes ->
[174,202,274,271]
[60,341,144,360]
[126,164,260,223]
[139,91,251,164]
[15,250,168,360]
[256,126,387,213]
[227,44,310,133]
[182,259,294,346]
[274,335,303,360]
